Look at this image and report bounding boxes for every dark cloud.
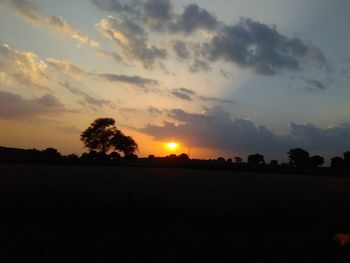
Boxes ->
[199,96,235,104]
[171,3,218,33]
[170,87,197,101]
[189,59,211,73]
[60,81,111,109]
[0,91,66,119]
[92,1,326,76]
[143,0,173,30]
[92,0,217,34]
[177,87,196,95]
[173,40,190,59]
[171,90,192,101]
[97,73,159,87]
[304,78,327,91]
[140,106,350,160]
[91,0,136,14]
[205,18,327,75]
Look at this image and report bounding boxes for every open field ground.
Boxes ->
[1,164,350,262]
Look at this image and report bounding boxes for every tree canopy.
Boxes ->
[80,118,138,157]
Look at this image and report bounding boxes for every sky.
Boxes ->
[0,0,350,162]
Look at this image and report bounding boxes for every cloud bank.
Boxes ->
[140,106,350,160]
[0,91,67,119]
[92,0,327,77]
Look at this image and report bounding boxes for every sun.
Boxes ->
[166,142,179,151]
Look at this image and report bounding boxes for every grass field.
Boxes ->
[1,164,350,262]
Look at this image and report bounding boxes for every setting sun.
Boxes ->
[166,142,179,151]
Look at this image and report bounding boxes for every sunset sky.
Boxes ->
[1,0,350,161]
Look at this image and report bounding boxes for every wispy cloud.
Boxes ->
[3,0,99,48]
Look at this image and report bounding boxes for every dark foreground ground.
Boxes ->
[1,164,350,262]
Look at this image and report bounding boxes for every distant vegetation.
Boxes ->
[1,118,350,175]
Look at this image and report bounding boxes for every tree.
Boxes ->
[287,148,310,167]
[269,160,279,168]
[343,151,350,168]
[234,157,243,164]
[247,154,265,166]
[331,157,343,168]
[110,131,138,157]
[81,118,138,156]
[309,155,324,167]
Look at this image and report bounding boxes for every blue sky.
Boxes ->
[0,0,350,161]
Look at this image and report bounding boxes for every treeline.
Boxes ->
[1,146,350,174]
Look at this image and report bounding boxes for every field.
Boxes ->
[1,164,350,262]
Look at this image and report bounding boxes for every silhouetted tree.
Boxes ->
[111,131,138,157]
[42,148,61,160]
[81,118,138,157]
[217,157,225,163]
[109,151,121,160]
[287,148,310,167]
[343,151,350,168]
[234,157,242,164]
[269,160,279,167]
[309,155,324,167]
[331,156,343,168]
[66,154,79,163]
[227,158,233,164]
[178,153,189,161]
[247,154,265,166]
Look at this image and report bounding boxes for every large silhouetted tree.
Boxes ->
[309,155,324,167]
[287,148,310,167]
[81,118,138,157]
[247,154,265,166]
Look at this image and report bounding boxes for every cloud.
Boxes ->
[92,1,326,76]
[0,44,48,90]
[170,87,197,101]
[92,0,217,34]
[170,87,235,104]
[3,0,98,47]
[143,0,173,30]
[171,3,218,34]
[97,73,159,88]
[172,40,190,59]
[60,81,111,110]
[303,77,327,91]
[140,106,350,160]
[204,18,327,75]
[91,0,136,14]
[97,15,167,68]
[49,15,89,44]
[45,57,85,77]
[199,96,235,104]
[171,90,192,101]
[189,59,212,73]
[45,57,158,89]
[0,91,67,119]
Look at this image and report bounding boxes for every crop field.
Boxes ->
[1,164,350,262]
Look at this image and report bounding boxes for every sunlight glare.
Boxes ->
[167,142,179,151]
